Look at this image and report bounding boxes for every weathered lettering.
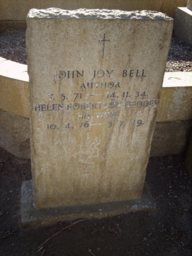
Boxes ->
[34,100,159,112]
[122,69,146,78]
[57,70,84,79]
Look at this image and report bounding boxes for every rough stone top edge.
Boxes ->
[27,8,173,20]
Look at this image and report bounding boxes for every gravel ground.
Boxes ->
[0,148,191,256]
[0,29,26,64]
[0,29,192,72]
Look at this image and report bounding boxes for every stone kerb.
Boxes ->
[156,72,192,122]
[0,57,29,118]
[0,57,30,159]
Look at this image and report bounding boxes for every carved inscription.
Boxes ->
[46,119,144,130]
[80,82,120,90]
[53,69,146,81]
[98,33,110,58]
[122,69,146,77]
[35,68,160,131]
[54,70,84,80]
[35,100,159,112]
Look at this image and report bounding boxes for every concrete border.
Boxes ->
[21,180,156,228]
[0,58,29,118]
[157,72,192,122]
[0,20,26,29]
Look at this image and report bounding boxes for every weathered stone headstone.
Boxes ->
[187,0,192,11]
[26,9,173,211]
[175,2,192,46]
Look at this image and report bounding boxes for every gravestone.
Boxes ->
[187,0,192,11]
[22,8,173,226]
[175,1,192,46]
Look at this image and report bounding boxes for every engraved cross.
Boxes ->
[98,32,110,58]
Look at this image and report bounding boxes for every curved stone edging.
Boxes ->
[0,109,30,159]
[0,57,29,118]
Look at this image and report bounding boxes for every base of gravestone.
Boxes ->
[20,180,156,229]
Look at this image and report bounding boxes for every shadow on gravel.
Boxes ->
[0,148,191,256]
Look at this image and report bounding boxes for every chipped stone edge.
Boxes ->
[27,8,173,20]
